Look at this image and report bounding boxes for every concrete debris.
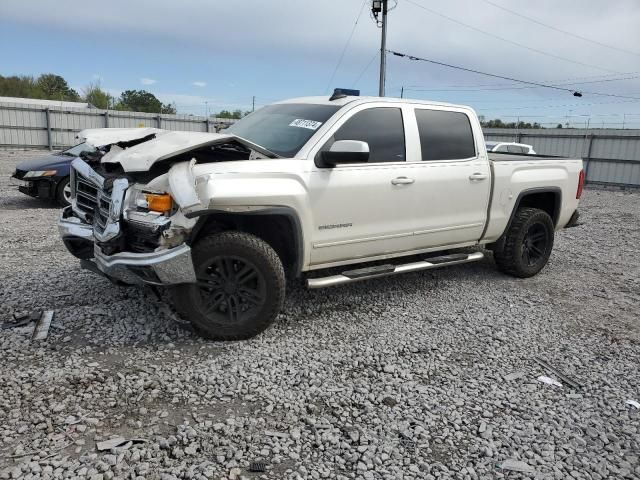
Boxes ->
[537,375,563,387]
[626,399,640,409]
[498,459,535,473]
[31,310,54,341]
[96,437,127,451]
[504,370,525,381]
[534,356,582,389]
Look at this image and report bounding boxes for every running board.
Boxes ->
[307,252,485,289]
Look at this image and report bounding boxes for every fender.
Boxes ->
[185,206,305,276]
[491,187,561,250]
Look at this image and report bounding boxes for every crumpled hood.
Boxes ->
[77,128,235,172]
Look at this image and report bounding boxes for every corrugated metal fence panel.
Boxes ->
[484,128,640,187]
[0,102,238,150]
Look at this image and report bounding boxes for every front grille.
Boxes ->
[125,222,162,253]
[73,170,112,234]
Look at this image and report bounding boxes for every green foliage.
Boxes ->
[36,74,80,101]
[1,74,177,114]
[212,109,248,119]
[481,118,543,129]
[0,75,43,98]
[0,73,79,101]
[115,89,175,114]
[83,82,113,109]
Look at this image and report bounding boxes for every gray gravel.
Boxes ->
[1,149,639,480]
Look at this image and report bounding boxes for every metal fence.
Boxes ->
[485,128,640,188]
[2,102,639,187]
[0,102,236,150]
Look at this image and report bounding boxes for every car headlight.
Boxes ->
[24,170,57,178]
[130,188,174,215]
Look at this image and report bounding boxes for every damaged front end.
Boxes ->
[59,157,198,286]
[58,127,262,286]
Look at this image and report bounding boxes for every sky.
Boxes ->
[1,0,640,127]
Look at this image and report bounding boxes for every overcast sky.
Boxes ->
[2,0,640,126]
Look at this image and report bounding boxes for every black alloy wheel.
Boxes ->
[196,256,267,324]
[522,223,549,267]
[171,231,286,340]
[493,207,555,278]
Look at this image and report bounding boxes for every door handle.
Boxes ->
[391,177,415,185]
[469,172,488,181]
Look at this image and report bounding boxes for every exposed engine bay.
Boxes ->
[66,128,274,259]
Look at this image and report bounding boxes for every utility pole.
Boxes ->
[252,96,255,112]
[400,86,404,98]
[372,0,388,97]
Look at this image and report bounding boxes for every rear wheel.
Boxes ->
[56,177,72,207]
[172,231,286,340]
[493,207,554,278]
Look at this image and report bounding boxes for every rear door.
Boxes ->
[306,104,417,266]
[405,106,491,248]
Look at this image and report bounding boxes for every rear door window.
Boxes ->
[415,109,476,161]
[329,107,406,163]
[507,145,526,154]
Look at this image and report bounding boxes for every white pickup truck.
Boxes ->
[58,94,584,340]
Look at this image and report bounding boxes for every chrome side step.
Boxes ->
[307,252,485,289]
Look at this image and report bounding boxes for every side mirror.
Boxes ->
[320,140,369,167]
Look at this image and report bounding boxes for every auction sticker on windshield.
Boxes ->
[289,119,323,130]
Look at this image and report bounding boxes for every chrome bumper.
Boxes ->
[89,244,197,286]
[58,207,196,286]
[59,207,94,240]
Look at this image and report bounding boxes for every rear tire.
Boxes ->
[172,231,286,340]
[493,207,554,278]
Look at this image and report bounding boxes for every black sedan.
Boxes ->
[10,142,96,207]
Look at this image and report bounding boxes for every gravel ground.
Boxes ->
[0,149,638,480]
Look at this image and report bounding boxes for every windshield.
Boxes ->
[62,142,97,157]
[227,104,341,157]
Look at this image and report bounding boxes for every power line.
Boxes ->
[389,50,583,94]
[481,0,640,58]
[354,51,380,86]
[402,74,640,93]
[403,0,622,74]
[389,49,640,100]
[325,0,368,94]
[388,71,640,91]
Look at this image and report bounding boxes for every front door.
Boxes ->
[307,105,417,267]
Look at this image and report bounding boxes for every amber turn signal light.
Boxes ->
[145,193,173,213]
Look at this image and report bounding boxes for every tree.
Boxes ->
[211,109,247,119]
[116,89,175,114]
[556,123,563,129]
[36,74,80,101]
[0,75,44,98]
[83,82,113,109]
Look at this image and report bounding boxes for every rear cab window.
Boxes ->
[414,109,476,161]
[323,107,406,163]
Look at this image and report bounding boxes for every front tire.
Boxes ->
[493,207,554,278]
[56,177,72,207]
[172,231,286,340]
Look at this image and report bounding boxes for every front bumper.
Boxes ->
[10,175,58,200]
[89,243,197,286]
[59,206,197,286]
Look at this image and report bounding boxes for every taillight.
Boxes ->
[576,169,585,199]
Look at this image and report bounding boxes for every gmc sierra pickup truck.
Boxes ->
[58,94,583,340]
